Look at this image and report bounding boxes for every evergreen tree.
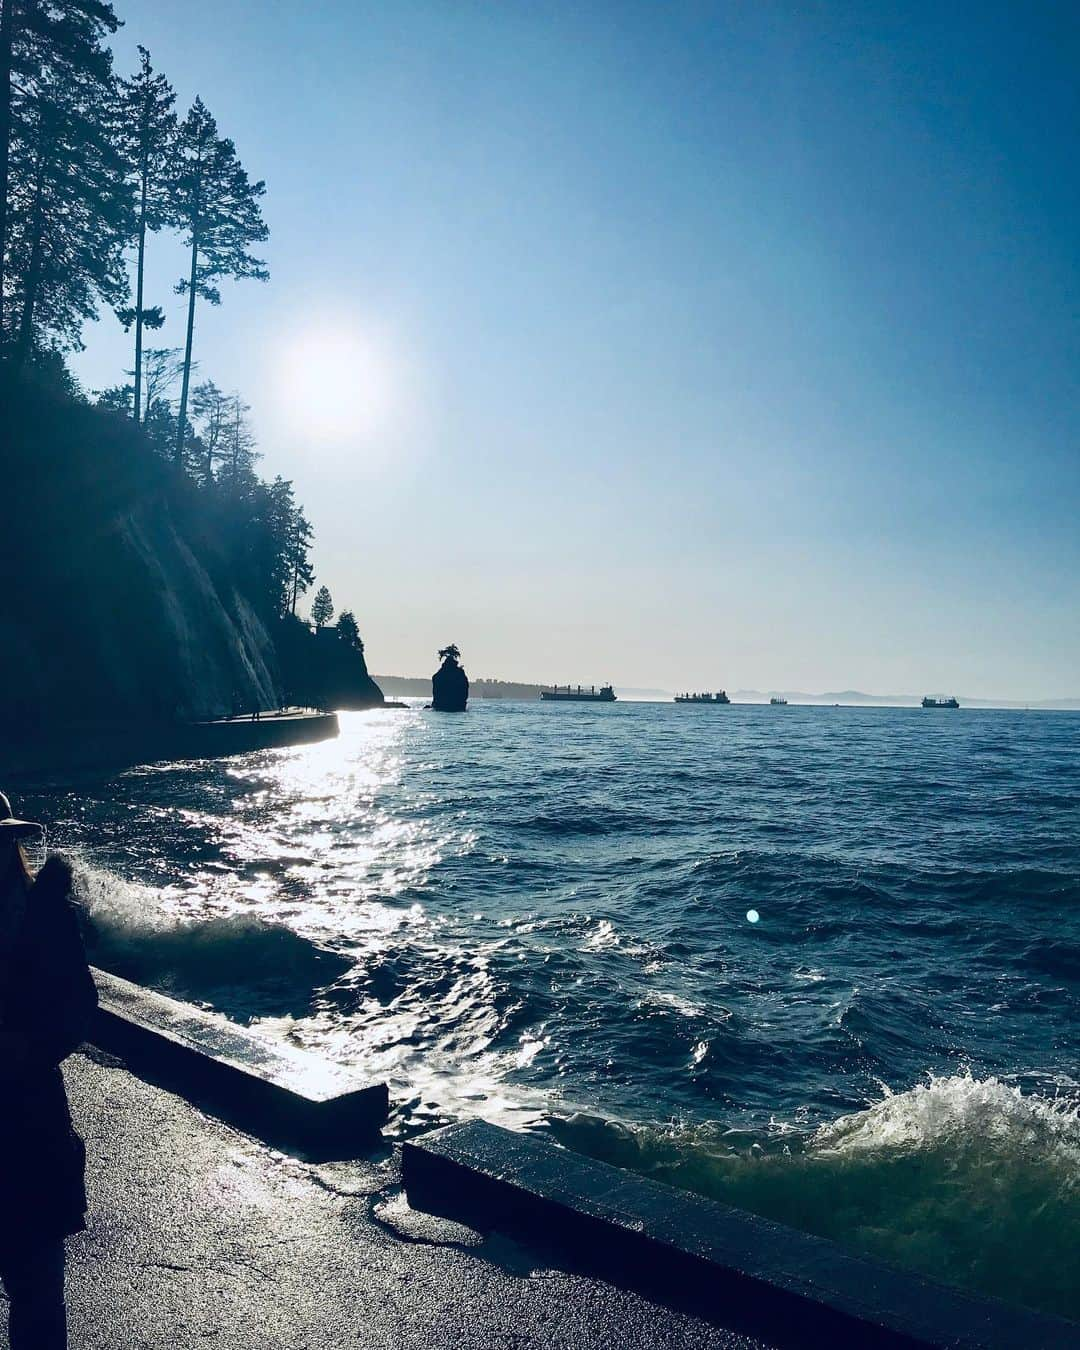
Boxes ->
[141,392,178,458]
[336,609,363,653]
[0,0,15,328]
[218,390,257,493]
[226,474,312,622]
[311,585,334,629]
[191,377,228,485]
[2,0,131,363]
[287,506,315,616]
[171,96,267,465]
[116,45,176,423]
[94,380,131,414]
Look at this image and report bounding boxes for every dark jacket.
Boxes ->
[0,855,98,1244]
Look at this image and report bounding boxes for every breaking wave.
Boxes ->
[549,1074,1080,1320]
[21,703,1080,1324]
[74,862,350,1019]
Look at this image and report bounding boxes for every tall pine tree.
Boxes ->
[116,45,176,422]
[172,96,267,466]
[1,0,131,363]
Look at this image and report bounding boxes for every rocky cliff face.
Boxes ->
[82,499,281,720]
[276,620,384,710]
[1,374,282,732]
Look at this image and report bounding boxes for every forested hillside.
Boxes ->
[0,0,382,729]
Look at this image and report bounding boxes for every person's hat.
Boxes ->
[0,791,43,838]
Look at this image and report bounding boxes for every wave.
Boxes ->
[520,808,676,836]
[74,862,351,1019]
[548,1074,1080,1321]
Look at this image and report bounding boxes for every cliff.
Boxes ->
[0,370,281,734]
[277,619,384,710]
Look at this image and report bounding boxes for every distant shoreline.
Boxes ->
[373,676,1080,712]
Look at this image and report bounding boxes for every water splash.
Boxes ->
[74,861,350,1019]
[19,703,1080,1321]
[551,1074,1080,1320]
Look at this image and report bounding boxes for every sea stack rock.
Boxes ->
[431,644,469,711]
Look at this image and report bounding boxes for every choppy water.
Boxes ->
[18,703,1080,1319]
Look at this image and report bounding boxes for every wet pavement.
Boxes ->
[0,1052,772,1350]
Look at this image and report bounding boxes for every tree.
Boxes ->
[171,96,267,465]
[217,390,257,493]
[336,609,363,653]
[1,0,18,337]
[287,511,314,615]
[438,644,461,664]
[140,344,184,412]
[311,585,334,629]
[191,377,228,485]
[116,45,176,423]
[230,474,311,621]
[141,392,178,458]
[95,346,180,433]
[2,0,132,364]
[131,347,185,459]
[94,380,131,414]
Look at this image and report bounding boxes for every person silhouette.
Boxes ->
[0,792,97,1350]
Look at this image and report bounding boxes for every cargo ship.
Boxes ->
[922,695,960,709]
[674,691,730,704]
[540,684,617,702]
[769,696,788,706]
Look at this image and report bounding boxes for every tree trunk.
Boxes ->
[175,227,198,466]
[0,0,17,349]
[132,158,148,422]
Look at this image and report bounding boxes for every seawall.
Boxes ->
[5,710,339,777]
[85,968,1078,1350]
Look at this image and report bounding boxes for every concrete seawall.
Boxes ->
[90,967,386,1153]
[404,1120,1077,1350]
[84,970,1077,1349]
[6,710,340,776]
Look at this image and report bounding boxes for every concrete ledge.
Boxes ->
[402,1120,1076,1350]
[91,968,387,1155]
[170,711,340,759]
[7,711,340,775]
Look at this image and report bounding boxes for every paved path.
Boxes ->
[2,1053,772,1350]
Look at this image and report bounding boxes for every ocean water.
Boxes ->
[18,702,1080,1319]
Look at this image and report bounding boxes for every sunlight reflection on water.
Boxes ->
[24,702,1080,1152]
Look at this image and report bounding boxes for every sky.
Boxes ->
[72,2,1080,698]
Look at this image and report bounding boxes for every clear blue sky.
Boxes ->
[73,1,1080,698]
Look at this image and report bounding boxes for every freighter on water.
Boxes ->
[674,691,730,704]
[541,684,617,702]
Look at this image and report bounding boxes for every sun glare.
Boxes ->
[274,323,401,447]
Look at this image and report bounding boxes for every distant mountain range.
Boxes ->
[374,675,1080,711]
[729,690,1080,710]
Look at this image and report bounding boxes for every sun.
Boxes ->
[274,322,400,447]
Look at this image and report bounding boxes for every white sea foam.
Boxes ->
[72,861,350,1012]
[552,1074,1080,1321]
[813,1072,1080,1159]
